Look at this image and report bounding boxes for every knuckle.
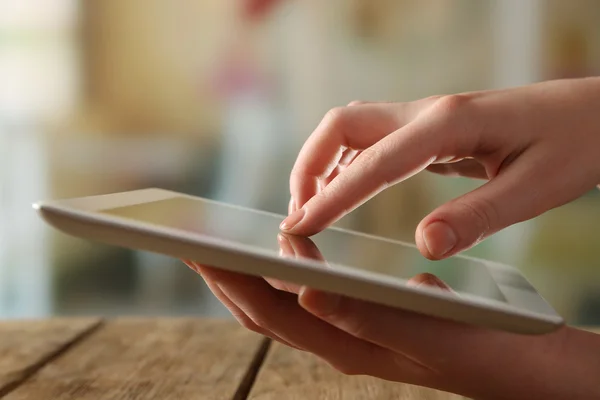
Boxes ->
[323,107,349,129]
[432,94,472,119]
[422,94,444,104]
[289,165,308,183]
[347,100,366,107]
[457,197,498,239]
[429,94,479,156]
[436,94,470,114]
[290,162,319,185]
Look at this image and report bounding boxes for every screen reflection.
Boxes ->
[103,197,506,303]
[276,233,455,295]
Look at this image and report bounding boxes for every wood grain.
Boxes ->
[1,319,596,400]
[249,342,466,400]
[0,318,101,397]
[3,318,264,400]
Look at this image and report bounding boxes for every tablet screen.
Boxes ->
[102,196,508,303]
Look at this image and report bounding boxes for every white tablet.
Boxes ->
[34,188,563,334]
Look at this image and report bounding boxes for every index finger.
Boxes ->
[290,104,404,208]
[283,118,442,236]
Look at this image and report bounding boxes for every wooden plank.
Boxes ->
[249,342,466,400]
[251,327,600,399]
[3,318,265,400]
[0,318,101,397]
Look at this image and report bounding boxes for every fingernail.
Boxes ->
[288,197,295,215]
[280,208,305,231]
[423,221,457,258]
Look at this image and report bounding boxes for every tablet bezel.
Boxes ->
[34,188,564,334]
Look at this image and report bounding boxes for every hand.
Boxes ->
[183,235,600,399]
[280,78,600,259]
[242,0,282,19]
[268,233,455,294]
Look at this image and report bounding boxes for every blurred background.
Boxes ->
[0,0,599,325]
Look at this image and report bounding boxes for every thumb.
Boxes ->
[415,148,591,259]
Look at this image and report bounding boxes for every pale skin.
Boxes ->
[187,77,600,399]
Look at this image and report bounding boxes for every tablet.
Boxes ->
[34,188,563,334]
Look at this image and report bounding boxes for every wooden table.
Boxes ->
[0,319,596,400]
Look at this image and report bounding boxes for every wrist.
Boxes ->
[547,327,600,399]
[508,326,600,400]
[459,326,600,400]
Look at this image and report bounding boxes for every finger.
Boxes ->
[200,265,432,382]
[298,286,480,368]
[338,148,360,167]
[406,273,454,292]
[186,260,300,346]
[263,277,295,293]
[320,149,361,187]
[321,165,342,187]
[265,235,302,293]
[282,120,439,236]
[290,104,405,208]
[416,145,597,259]
[300,286,576,399]
[426,159,489,180]
[284,233,327,263]
[267,234,328,294]
[188,263,302,349]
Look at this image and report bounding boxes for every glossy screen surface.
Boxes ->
[100,197,516,303]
